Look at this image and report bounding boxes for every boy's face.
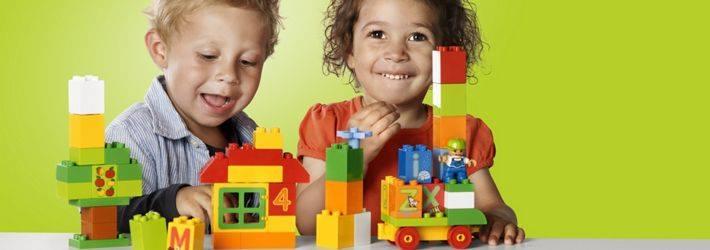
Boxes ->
[151,4,268,128]
[347,0,437,106]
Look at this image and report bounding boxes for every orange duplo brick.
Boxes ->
[81,221,117,240]
[433,115,467,148]
[81,206,116,224]
[325,180,363,215]
[213,232,241,249]
[391,179,423,218]
[239,232,296,248]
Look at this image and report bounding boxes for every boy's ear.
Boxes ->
[145,29,168,69]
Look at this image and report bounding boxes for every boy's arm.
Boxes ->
[117,184,188,233]
[295,157,326,235]
[469,168,525,245]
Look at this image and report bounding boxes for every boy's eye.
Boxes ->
[200,53,218,60]
[367,30,386,39]
[408,32,428,42]
[240,59,256,66]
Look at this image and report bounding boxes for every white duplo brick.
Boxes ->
[433,82,442,108]
[354,210,371,246]
[69,75,104,114]
[432,50,442,83]
[444,191,475,209]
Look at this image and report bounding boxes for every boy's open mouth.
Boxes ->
[379,73,410,80]
[201,93,233,108]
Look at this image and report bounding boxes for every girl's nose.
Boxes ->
[384,42,409,63]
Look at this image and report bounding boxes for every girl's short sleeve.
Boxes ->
[466,116,497,175]
[297,104,339,161]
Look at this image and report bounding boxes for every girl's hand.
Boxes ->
[347,101,401,168]
[478,213,525,245]
[176,185,213,224]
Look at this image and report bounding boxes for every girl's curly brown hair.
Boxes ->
[323,0,483,79]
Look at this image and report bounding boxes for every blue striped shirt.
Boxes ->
[106,76,257,194]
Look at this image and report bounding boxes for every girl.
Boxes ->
[296,0,524,245]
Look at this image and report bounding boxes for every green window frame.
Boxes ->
[218,187,266,229]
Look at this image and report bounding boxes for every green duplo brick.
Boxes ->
[433,83,467,116]
[69,233,131,248]
[445,208,487,226]
[69,147,105,165]
[117,163,142,180]
[56,161,92,183]
[445,182,475,192]
[129,211,167,250]
[105,142,131,164]
[116,180,142,197]
[69,197,131,207]
[325,143,364,181]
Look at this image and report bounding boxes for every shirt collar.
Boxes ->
[145,75,191,140]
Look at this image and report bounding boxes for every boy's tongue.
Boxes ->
[203,93,227,107]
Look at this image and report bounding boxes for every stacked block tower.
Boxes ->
[56,75,143,248]
[199,128,310,249]
[376,47,488,249]
[316,127,373,249]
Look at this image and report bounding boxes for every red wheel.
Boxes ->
[447,226,472,249]
[394,227,420,250]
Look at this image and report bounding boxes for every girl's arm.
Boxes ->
[295,156,327,235]
[470,168,525,245]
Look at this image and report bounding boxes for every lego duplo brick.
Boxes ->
[432,46,467,84]
[325,143,364,181]
[325,180,363,215]
[398,144,433,184]
[81,220,117,240]
[116,161,142,181]
[68,75,104,115]
[104,142,130,164]
[69,197,131,207]
[423,181,445,214]
[227,165,283,183]
[167,216,205,250]
[69,114,105,148]
[238,232,296,248]
[114,180,142,197]
[57,181,92,200]
[268,183,297,215]
[444,191,475,209]
[69,147,104,165]
[81,206,116,224]
[265,215,296,232]
[432,82,467,111]
[129,211,167,250]
[445,182,475,192]
[56,161,92,183]
[433,115,468,148]
[92,165,118,198]
[353,211,371,246]
[199,152,229,183]
[391,178,423,218]
[253,127,283,149]
[68,234,130,249]
[281,153,310,183]
[225,143,283,166]
[212,231,241,249]
[433,148,449,180]
[381,214,448,228]
[316,210,354,249]
[445,208,487,225]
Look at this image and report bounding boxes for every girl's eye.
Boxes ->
[408,32,428,42]
[367,30,385,39]
[200,53,218,60]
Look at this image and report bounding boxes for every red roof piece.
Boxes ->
[200,143,310,184]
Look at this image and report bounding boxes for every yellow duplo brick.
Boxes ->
[69,114,104,148]
[167,216,205,250]
[253,127,283,149]
[266,216,296,232]
[316,210,354,249]
[417,226,449,241]
[227,165,283,183]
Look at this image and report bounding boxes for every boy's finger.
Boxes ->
[195,193,213,223]
[487,221,505,245]
[516,228,525,243]
[504,224,517,245]
[369,111,400,136]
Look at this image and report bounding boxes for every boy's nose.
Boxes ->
[216,70,238,85]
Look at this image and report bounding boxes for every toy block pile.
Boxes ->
[56,75,143,248]
[431,46,470,181]
[199,128,310,249]
[316,128,373,249]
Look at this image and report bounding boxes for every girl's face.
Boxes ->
[347,0,437,106]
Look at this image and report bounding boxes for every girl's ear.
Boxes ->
[345,50,356,70]
[145,29,168,69]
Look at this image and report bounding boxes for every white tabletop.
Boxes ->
[1,233,709,250]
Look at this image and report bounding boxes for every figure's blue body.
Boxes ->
[443,157,468,183]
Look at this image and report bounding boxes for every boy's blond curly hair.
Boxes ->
[145,0,282,56]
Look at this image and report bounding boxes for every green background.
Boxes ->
[1,0,708,238]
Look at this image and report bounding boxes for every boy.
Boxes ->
[106,0,281,232]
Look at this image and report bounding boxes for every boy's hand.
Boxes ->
[176,185,213,224]
[347,102,401,169]
[478,213,525,245]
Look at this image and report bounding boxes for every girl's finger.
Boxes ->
[503,224,517,245]
[516,228,526,243]
[487,221,506,245]
[358,104,397,129]
[350,101,388,122]
[369,111,400,135]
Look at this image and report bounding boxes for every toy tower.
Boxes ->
[316,127,373,248]
[56,75,143,248]
[199,128,309,249]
